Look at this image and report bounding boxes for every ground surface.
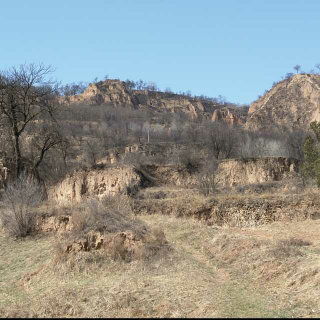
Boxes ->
[0,182,320,317]
[1,186,320,317]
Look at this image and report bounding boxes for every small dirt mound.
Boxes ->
[59,228,169,262]
[47,195,171,263]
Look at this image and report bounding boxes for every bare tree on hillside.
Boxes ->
[203,122,238,159]
[185,122,202,143]
[0,63,67,178]
[147,81,158,91]
[286,129,308,161]
[82,138,103,167]
[60,82,87,96]
[293,65,301,74]
[285,72,294,80]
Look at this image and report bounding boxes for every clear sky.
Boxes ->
[1,0,320,104]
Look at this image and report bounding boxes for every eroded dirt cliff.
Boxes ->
[48,157,300,204]
[48,165,146,204]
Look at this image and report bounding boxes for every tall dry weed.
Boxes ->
[0,172,45,237]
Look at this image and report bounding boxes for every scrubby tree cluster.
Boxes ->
[59,81,87,96]
[301,121,320,186]
[0,63,68,179]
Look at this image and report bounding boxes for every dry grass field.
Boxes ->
[1,184,320,318]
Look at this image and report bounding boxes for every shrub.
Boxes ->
[68,195,136,237]
[197,159,218,196]
[0,172,44,237]
[178,149,201,173]
[301,130,320,187]
[55,195,170,265]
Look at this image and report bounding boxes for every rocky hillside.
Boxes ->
[64,79,246,121]
[245,74,320,131]
[48,157,300,204]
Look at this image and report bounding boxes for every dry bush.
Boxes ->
[70,195,135,236]
[71,204,97,233]
[54,195,170,265]
[0,172,45,238]
[177,149,202,173]
[197,159,218,196]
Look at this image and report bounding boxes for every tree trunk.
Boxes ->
[14,133,21,178]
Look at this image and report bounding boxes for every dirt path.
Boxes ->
[140,214,295,318]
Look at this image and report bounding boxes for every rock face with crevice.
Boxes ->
[245,74,320,131]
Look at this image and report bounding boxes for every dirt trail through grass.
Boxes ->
[140,214,295,318]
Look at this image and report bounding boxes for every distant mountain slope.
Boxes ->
[64,79,241,121]
[245,74,320,131]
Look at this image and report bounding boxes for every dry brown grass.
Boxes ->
[133,185,320,227]
[3,209,320,317]
[202,219,320,317]
[2,183,320,318]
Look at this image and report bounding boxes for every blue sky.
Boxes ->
[1,0,319,104]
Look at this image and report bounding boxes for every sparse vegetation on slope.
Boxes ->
[2,63,320,318]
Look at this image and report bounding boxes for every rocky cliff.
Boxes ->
[65,79,227,120]
[245,74,320,131]
[211,107,247,126]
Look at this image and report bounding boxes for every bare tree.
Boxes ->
[136,79,147,90]
[293,65,301,74]
[0,63,67,178]
[285,72,294,80]
[124,79,136,91]
[286,129,307,160]
[197,159,218,196]
[147,81,158,91]
[315,64,320,73]
[60,82,87,96]
[203,122,238,159]
[82,138,103,167]
[185,122,201,143]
